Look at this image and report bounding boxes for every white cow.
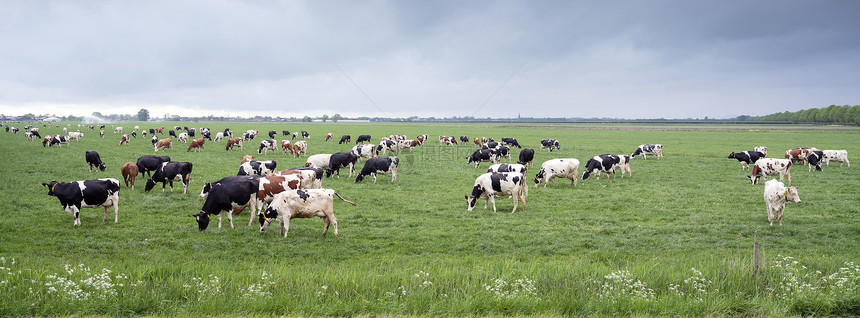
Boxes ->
[822,150,850,167]
[258,189,356,238]
[305,154,333,169]
[465,172,527,213]
[754,146,768,157]
[763,179,801,226]
[748,158,793,186]
[534,158,580,187]
[351,144,377,161]
[487,163,527,174]
[214,132,224,142]
[68,131,84,141]
[114,127,123,134]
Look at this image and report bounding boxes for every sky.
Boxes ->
[1,0,859,120]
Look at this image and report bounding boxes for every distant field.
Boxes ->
[0,122,858,316]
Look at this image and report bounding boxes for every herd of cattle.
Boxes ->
[2,122,852,236]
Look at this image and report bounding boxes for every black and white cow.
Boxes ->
[268,130,277,139]
[144,162,193,194]
[339,135,351,144]
[282,130,290,136]
[518,148,535,168]
[282,167,325,189]
[192,176,260,231]
[487,163,526,174]
[492,145,512,162]
[42,178,120,226]
[460,136,469,144]
[199,175,261,198]
[376,140,398,155]
[501,138,522,148]
[582,154,621,181]
[301,131,309,139]
[169,130,177,138]
[51,135,71,147]
[806,150,824,172]
[352,144,376,161]
[465,172,527,213]
[467,149,499,168]
[631,144,663,160]
[356,135,371,144]
[326,152,359,178]
[136,155,171,178]
[85,150,106,172]
[258,139,277,154]
[355,156,399,183]
[238,160,277,177]
[728,151,766,170]
[540,139,560,152]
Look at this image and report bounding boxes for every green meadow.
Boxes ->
[0,122,858,316]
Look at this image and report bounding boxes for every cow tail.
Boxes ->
[334,192,357,206]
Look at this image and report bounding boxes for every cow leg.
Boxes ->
[67,206,81,226]
[281,218,290,238]
[777,207,784,226]
[392,170,397,182]
[511,192,519,213]
[767,205,774,226]
[489,195,497,213]
[217,213,223,228]
[372,173,377,183]
[227,212,234,229]
[103,206,109,222]
[520,190,526,211]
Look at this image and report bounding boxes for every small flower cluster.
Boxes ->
[483,276,539,300]
[597,270,655,302]
[668,268,716,302]
[824,261,860,297]
[242,271,275,298]
[384,285,408,298]
[183,274,222,300]
[43,263,132,301]
[0,257,16,285]
[769,255,818,297]
[315,285,339,297]
[414,270,433,288]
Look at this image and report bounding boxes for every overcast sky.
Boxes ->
[1,1,859,119]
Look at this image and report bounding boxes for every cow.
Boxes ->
[631,144,663,160]
[806,150,824,172]
[149,128,155,135]
[467,149,499,168]
[114,127,122,134]
[193,176,260,231]
[10,127,17,134]
[154,138,172,152]
[99,130,105,138]
[460,136,469,144]
[85,150,106,172]
[356,135,371,144]
[488,163,527,174]
[238,160,277,177]
[291,141,307,158]
[327,152,359,178]
[268,130,277,139]
[42,178,120,226]
[68,131,83,141]
[754,146,768,157]
[281,140,293,155]
[355,156,399,183]
[763,179,801,226]
[301,131,309,139]
[822,150,850,167]
[144,162,193,194]
[277,168,324,189]
[187,128,196,137]
[214,132,224,142]
[177,132,188,143]
[352,144,377,161]
[282,130,290,136]
[154,127,164,134]
[339,135,351,144]
[540,139,560,152]
[51,135,71,147]
[258,189,356,238]
[258,139,277,155]
[131,131,137,139]
[121,162,138,189]
[609,155,632,178]
[500,138,522,148]
[581,154,621,181]
[135,155,171,178]
[492,145,512,162]
[120,134,130,146]
[325,133,333,141]
[187,138,205,152]
[142,130,147,138]
[245,130,258,140]
[748,158,793,186]
[728,151,766,170]
[518,148,535,168]
[533,158,580,187]
[225,138,243,151]
[25,132,35,141]
[256,174,304,218]
[292,132,298,140]
[42,135,57,147]
[473,137,482,147]
[397,139,421,152]
[465,172,527,213]
[377,140,398,155]
[439,136,457,146]
[169,130,177,138]
[151,136,158,146]
[785,148,818,165]
[241,155,255,164]
[305,154,333,169]
[201,130,211,141]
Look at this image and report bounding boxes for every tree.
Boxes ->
[321,115,329,123]
[137,109,150,122]
[332,114,342,122]
[92,112,103,117]
[302,116,312,122]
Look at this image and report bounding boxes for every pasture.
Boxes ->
[1,122,859,316]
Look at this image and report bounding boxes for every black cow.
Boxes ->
[339,135,351,144]
[728,151,765,170]
[187,128,195,137]
[42,178,120,226]
[31,130,42,139]
[582,154,620,180]
[518,148,535,167]
[169,130,177,138]
[238,160,277,176]
[459,136,469,144]
[540,139,560,152]
[282,130,290,136]
[355,156,399,183]
[192,176,260,231]
[807,150,824,172]
[467,149,498,168]
[327,152,359,178]
[356,135,371,144]
[501,138,522,148]
[301,131,309,139]
[199,175,261,197]
[85,150,106,172]
[145,162,193,194]
[268,130,277,139]
[149,128,155,135]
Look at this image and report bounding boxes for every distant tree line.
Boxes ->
[752,105,860,125]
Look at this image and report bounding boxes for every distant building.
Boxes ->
[41,117,62,122]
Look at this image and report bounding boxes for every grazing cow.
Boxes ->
[460,136,469,144]
[282,130,290,136]
[325,133,333,141]
[355,156,399,183]
[51,135,71,147]
[201,131,211,141]
[68,131,83,141]
[518,148,535,168]
[397,139,421,152]
[145,162,193,193]
[238,160,278,177]
[31,130,42,140]
[763,179,801,226]
[728,151,765,170]
[305,154,333,169]
[154,138,172,152]
[169,130,177,138]
[154,127,163,134]
[135,155,171,178]
[465,172,527,213]
[473,137,482,147]
[245,130,258,140]
[225,138,243,151]
[377,140,398,155]
[99,130,105,138]
[356,135,371,144]
[131,131,137,139]
[42,178,120,226]
[301,131,309,139]
[785,148,818,165]
[822,150,850,167]
[120,134,130,146]
[114,127,123,134]
[241,155,255,164]
[806,150,824,172]
[256,174,304,217]
[281,140,293,155]
[748,158,793,186]
[42,135,57,147]
[327,152,359,178]
[488,163,527,174]
[291,140,308,158]
[193,176,260,231]
[142,130,147,138]
[501,138,522,148]
[151,136,158,146]
[352,144,377,161]
[277,168,324,189]
[258,189,356,238]
[258,139,277,155]
[581,154,621,181]
[214,132,224,142]
[121,162,138,189]
[292,132,298,140]
[339,135,351,144]
[754,146,768,157]
[467,149,499,168]
[540,139,560,152]
[187,138,205,152]
[149,128,155,135]
[492,145,512,162]
[268,130,277,139]
[534,158,580,187]
[25,132,35,141]
[439,136,457,146]
[177,133,188,143]
[10,127,17,134]
[187,128,196,137]
[631,144,663,160]
[85,150,106,172]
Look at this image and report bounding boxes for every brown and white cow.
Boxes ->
[397,139,421,152]
[225,138,243,151]
[439,136,457,146]
[822,150,850,167]
[281,140,293,155]
[277,168,324,189]
[473,137,482,147]
[258,189,356,238]
[187,138,205,152]
[255,174,304,225]
[785,148,817,165]
[325,133,333,141]
[763,179,801,226]
[291,141,307,158]
[119,134,130,146]
[241,155,255,164]
[154,138,172,152]
[748,158,793,186]
[121,162,138,189]
[178,132,189,143]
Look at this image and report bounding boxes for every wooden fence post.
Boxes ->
[754,242,760,279]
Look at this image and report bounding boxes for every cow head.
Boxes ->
[785,187,801,204]
[727,152,736,159]
[199,182,212,198]
[534,168,546,186]
[192,211,210,231]
[144,178,158,192]
[258,207,278,233]
[97,162,106,171]
[355,174,365,183]
[42,181,59,196]
[746,175,760,185]
[465,185,485,211]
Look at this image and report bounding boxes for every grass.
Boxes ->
[0,121,859,316]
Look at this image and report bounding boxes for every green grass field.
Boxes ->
[1,122,858,316]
